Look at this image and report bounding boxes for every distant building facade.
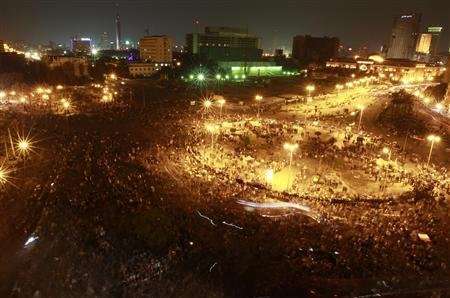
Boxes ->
[386,13,421,60]
[415,26,443,62]
[326,57,445,82]
[416,33,432,54]
[292,35,339,63]
[100,32,110,50]
[128,62,170,77]
[71,38,91,55]
[45,55,89,77]
[139,35,173,63]
[186,26,262,61]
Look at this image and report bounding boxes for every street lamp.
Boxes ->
[435,103,444,112]
[426,135,441,166]
[203,99,212,108]
[255,94,263,118]
[217,98,226,119]
[357,105,365,132]
[335,84,344,94]
[382,147,391,161]
[197,73,205,81]
[61,98,71,113]
[0,166,10,185]
[306,85,315,99]
[16,136,33,158]
[205,123,219,149]
[283,142,299,189]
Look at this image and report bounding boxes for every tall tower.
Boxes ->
[115,8,122,50]
[386,13,421,60]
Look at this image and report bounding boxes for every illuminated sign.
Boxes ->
[428,27,443,33]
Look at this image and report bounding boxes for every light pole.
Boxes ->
[382,147,391,161]
[202,99,212,118]
[426,135,441,166]
[357,105,365,132]
[306,85,315,101]
[283,142,299,189]
[217,98,226,119]
[205,124,218,150]
[255,94,263,118]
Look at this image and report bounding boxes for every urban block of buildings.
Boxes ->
[71,38,92,56]
[44,55,89,77]
[186,26,283,76]
[139,35,173,63]
[292,35,340,64]
[326,56,445,83]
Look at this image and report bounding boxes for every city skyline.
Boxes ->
[2,0,450,52]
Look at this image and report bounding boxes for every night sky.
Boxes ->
[2,0,450,53]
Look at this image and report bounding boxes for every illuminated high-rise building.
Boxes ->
[387,13,421,60]
[415,26,443,62]
[416,34,432,54]
[427,26,443,57]
[71,37,91,55]
[100,32,110,50]
[139,35,173,63]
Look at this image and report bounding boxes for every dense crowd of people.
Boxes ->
[0,78,448,297]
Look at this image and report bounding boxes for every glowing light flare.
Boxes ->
[197,73,205,81]
[203,99,213,109]
[435,103,444,112]
[427,135,441,143]
[255,94,263,102]
[0,165,11,185]
[305,85,315,93]
[17,139,30,152]
[61,98,72,110]
[283,142,299,153]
